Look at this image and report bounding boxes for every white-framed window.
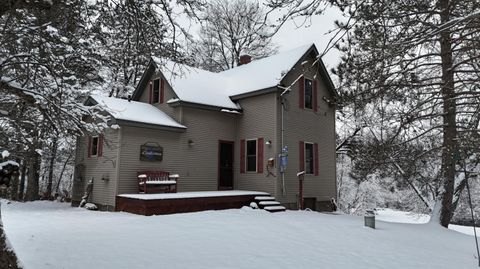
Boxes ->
[304,78,313,109]
[153,78,160,103]
[90,136,99,157]
[246,139,257,172]
[305,142,314,174]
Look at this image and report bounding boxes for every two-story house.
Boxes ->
[71,43,337,212]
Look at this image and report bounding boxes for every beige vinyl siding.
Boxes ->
[116,126,184,194]
[116,107,237,195]
[72,128,120,208]
[235,92,277,195]
[275,53,337,205]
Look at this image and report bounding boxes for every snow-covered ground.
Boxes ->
[375,208,480,237]
[2,201,479,269]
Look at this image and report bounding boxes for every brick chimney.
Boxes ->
[238,55,252,66]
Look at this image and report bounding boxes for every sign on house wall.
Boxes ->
[140,143,163,161]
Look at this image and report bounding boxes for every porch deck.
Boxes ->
[116,190,269,216]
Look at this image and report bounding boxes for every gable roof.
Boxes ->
[133,43,337,110]
[88,95,186,130]
[153,60,239,110]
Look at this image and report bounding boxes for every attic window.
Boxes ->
[153,79,160,103]
[304,78,313,109]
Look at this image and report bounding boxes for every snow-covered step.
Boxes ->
[254,196,275,201]
[264,205,286,213]
[259,201,280,207]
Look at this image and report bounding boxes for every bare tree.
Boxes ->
[194,0,278,72]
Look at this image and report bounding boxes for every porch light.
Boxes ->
[188,139,195,146]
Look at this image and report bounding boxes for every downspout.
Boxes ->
[278,85,291,196]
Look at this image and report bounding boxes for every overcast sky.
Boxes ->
[271,6,343,70]
[177,2,343,71]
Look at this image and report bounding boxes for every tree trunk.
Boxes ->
[431,0,457,228]
[55,151,73,197]
[8,159,20,201]
[24,140,41,201]
[17,163,26,201]
[0,202,22,269]
[45,138,58,199]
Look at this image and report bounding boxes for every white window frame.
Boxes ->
[304,142,314,175]
[90,136,100,157]
[304,77,313,110]
[245,138,258,173]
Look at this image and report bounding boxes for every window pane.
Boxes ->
[246,140,257,172]
[247,156,256,172]
[247,140,256,156]
[153,79,160,103]
[305,143,314,174]
[304,78,313,109]
[91,137,99,156]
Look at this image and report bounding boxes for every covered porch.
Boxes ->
[115,190,277,216]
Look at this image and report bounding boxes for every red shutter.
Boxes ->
[98,134,104,157]
[87,136,92,158]
[148,81,153,104]
[314,143,319,176]
[313,79,318,113]
[257,138,264,174]
[299,76,304,109]
[160,78,165,104]
[240,139,245,173]
[299,141,305,172]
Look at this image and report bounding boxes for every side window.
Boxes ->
[246,139,257,172]
[91,136,99,157]
[304,78,313,109]
[153,79,160,103]
[305,142,314,174]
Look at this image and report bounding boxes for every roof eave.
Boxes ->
[131,59,157,101]
[229,86,278,100]
[168,100,242,112]
[116,119,186,132]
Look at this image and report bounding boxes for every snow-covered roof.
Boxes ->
[219,43,314,96]
[153,60,238,109]
[149,44,318,109]
[89,95,186,129]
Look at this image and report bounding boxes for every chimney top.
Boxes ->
[238,55,252,66]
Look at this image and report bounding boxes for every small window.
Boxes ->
[91,136,99,157]
[304,78,313,109]
[153,79,160,103]
[246,139,257,172]
[305,142,314,174]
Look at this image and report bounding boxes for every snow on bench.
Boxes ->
[139,180,178,185]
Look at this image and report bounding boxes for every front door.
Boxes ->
[218,141,234,190]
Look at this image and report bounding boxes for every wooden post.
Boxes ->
[297,171,305,210]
